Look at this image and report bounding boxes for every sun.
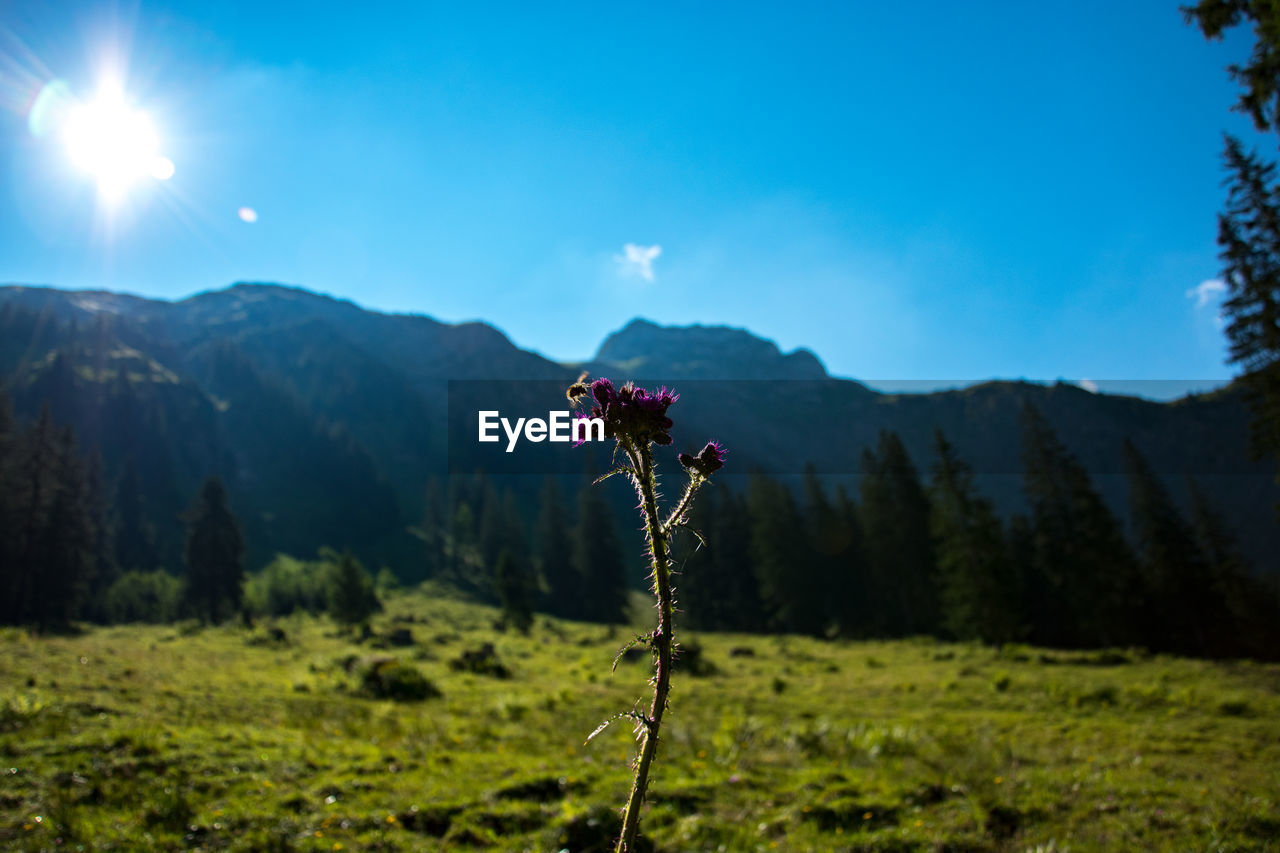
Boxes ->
[60,83,174,201]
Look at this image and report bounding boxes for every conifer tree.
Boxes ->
[1,404,103,628]
[450,499,478,590]
[1187,477,1280,659]
[536,478,577,618]
[930,430,1021,644]
[82,450,117,622]
[747,473,810,634]
[831,485,869,637]
[1214,138,1280,477]
[1185,7,1280,492]
[801,465,846,637]
[500,489,528,569]
[182,476,245,623]
[673,486,718,630]
[328,551,381,626]
[0,390,14,617]
[859,431,937,636]
[1005,513,1035,642]
[4,406,58,625]
[113,460,158,573]
[677,486,721,630]
[679,486,763,632]
[1020,405,1138,648]
[418,476,447,582]
[477,479,505,597]
[29,426,95,629]
[572,483,628,624]
[495,548,535,634]
[1123,440,1220,655]
[718,488,765,632]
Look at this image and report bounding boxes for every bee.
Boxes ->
[566,371,590,402]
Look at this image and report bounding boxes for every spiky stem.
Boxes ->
[616,440,673,853]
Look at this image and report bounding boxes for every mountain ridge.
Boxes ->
[0,282,1272,577]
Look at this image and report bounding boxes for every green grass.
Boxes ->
[2,588,1279,851]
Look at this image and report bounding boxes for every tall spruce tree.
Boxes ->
[536,478,577,618]
[680,486,763,632]
[449,499,478,591]
[182,476,244,623]
[477,479,505,599]
[746,473,809,633]
[480,489,529,608]
[1215,138,1280,478]
[1020,405,1138,649]
[0,408,99,629]
[1005,513,1035,642]
[675,486,719,631]
[1123,440,1220,656]
[801,465,848,637]
[859,431,938,637]
[929,430,1021,644]
[572,483,628,624]
[5,406,58,625]
[29,426,95,629]
[831,485,869,637]
[1187,477,1280,659]
[418,476,447,582]
[0,390,14,618]
[113,460,158,573]
[82,450,117,622]
[495,548,535,634]
[1185,6,1280,492]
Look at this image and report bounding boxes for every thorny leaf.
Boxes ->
[585,710,652,745]
[612,632,656,672]
[593,466,635,485]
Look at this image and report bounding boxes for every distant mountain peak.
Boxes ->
[188,281,360,309]
[590,317,828,379]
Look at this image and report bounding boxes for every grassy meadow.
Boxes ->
[1,588,1278,852]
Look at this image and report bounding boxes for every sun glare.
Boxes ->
[54,82,174,201]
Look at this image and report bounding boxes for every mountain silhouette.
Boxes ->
[0,282,1272,576]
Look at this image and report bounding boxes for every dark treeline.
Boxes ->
[1,389,241,628]
[0,399,101,630]
[417,406,1280,660]
[674,407,1280,660]
[418,473,631,631]
[6,377,1280,660]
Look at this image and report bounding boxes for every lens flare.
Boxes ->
[27,80,74,139]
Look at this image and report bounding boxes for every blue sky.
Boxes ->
[0,1,1265,392]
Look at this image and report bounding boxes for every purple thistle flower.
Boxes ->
[591,377,618,408]
[571,412,596,447]
[575,377,679,447]
[679,440,726,475]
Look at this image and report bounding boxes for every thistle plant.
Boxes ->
[568,375,725,853]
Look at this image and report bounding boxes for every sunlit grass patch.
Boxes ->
[0,589,1277,850]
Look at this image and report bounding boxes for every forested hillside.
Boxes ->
[2,283,1278,658]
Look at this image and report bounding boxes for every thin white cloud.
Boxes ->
[1079,378,1099,393]
[1186,278,1226,309]
[615,243,661,281]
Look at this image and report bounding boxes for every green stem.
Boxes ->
[661,473,704,535]
[616,441,673,853]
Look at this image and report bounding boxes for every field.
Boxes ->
[2,589,1279,852]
